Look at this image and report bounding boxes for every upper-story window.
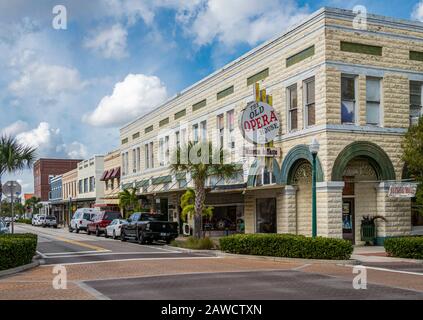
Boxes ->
[84,178,88,193]
[304,77,315,127]
[121,152,129,176]
[192,124,199,144]
[287,84,298,131]
[227,110,235,149]
[217,114,224,149]
[200,120,207,141]
[132,147,140,173]
[341,76,356,124]
[366,77,382,126]
[159,136,170,167]
[145,142,154,169]
[410,81,423,125]
[89,176,95,192]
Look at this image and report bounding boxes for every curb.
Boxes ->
[352,254,423,265]
[165,246,358,265]
[0,256,41,278]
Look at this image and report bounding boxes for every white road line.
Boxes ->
[43,251,182,259]
[36,251,48,259]
[292,263,312,271]
[41,256,222,266]
[43,250,110,256]
[345,264,423,276]
[77,282,111,300]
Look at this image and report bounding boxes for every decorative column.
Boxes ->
[316,181,344,238]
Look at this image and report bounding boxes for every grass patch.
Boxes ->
[171,237,215,250]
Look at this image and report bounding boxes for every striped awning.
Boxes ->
[100,170,109,181]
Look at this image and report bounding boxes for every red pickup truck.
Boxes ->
[87,211,122,237]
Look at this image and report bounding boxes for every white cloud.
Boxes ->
[1,120,29,137]
[9,63,84,97]
[84,24,128,59]
[83,74,168,127]
[15,122,87,159]
[179,0,310,47]
[412,1,423,21]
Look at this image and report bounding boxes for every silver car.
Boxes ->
[0,220,9,234]
[43,216,58,228]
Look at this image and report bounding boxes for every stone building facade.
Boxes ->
[119,7,423,243]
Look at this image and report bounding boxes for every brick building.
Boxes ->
[33,159,82,201]
[119,7,422,244]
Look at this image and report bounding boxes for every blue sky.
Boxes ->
[0,0,422,194]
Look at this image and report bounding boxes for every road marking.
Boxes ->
[41,256,222,266]
[36,251,48,259]
[77,282,111,300]
[345,264,423,276]
[43,250,110,257]
[46,235,107,252]
[42,251,182,259]
[292,263,312,271]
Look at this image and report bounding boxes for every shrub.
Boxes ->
[219,234,353,260]
[171,237,215,250]
[16,219,32,225]
[0,233,38,271]
[384,236,423,259]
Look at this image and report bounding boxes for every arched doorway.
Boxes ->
[332,142,396,244]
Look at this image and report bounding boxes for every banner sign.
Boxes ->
[239,101,280,144]
[388,183,418,198]
[243,147,281,157]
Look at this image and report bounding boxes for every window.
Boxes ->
[181,128,187,146]
[145,142,154,169]
[175,131,180,149]
[159,136,170,166]
[256,198,277,233]
[227,110,235,149]
[255,167,276,186]
[341,41,382,56]
[287,84,298,131]
[366,78,381,126]
[217,114,224,148]
[136,147,141,172]
[192,124,199,143]
[247,68,269,86]
[200,121,207,141]
[304,77,315,127]
[410,81,422,125]
[286,45,315,68]
[132,149,137,173]
[84,178,88,193]
[89,177,95,192]
[341,76,356,124]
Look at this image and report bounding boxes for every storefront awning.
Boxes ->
[100,170,109,181]
[110,167,121,179]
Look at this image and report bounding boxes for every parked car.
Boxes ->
[87,211,122,236]
[69,208,97,233]
[31,214,39,226]
[0,220,9,234]
[42,216,58,228]
[105,219,127,239]
[121,212,178,244]
[36,215,46,226]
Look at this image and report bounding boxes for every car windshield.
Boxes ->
[46,217,55,220]
[140,214,159,222]
[103,212,121,221]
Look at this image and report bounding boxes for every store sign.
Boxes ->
[388,183,417,198]
[240,101,280,144]
[243,146,281,157]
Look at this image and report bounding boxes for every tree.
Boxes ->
[180,188,213,222]
[0,135,37,215]
[118,188,140,218]
[25,196,41,216]
[170,141,239,238]
[402,116,423,213]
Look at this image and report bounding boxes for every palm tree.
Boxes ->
[180,188,213,222]
[0,136,37,215]
[170,141,239,238]
[118,188,140,218]
[25,196,41,217]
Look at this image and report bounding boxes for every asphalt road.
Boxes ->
[85,270,423,300]
[15,224,211,265]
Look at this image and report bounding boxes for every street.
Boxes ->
[0,224,422,300]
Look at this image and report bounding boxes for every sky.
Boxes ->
[1,0,422,195]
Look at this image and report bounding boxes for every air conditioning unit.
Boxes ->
[183,223,191,236]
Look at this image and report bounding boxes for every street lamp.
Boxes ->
[309,137,320,238]
[68,196,72,228]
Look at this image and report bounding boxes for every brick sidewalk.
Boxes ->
[0,257,422,300]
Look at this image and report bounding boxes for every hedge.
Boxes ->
[0,233,38,271]
[219,234,353,260]
[384,236,423,259]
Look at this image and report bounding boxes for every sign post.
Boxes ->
[2,181,22,234]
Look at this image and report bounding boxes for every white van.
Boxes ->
[69,208,97,233]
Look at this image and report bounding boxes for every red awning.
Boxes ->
[100,170,109,181]
[105,169,114,180]
[110,167,121,179]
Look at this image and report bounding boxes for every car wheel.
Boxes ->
[75,227,79,233]
[112,230,116,240]
[120,230,126,242]
[68,227,72,232]
[104,231,108,239]
[137,232,145,245]
[165,239,172,245]
[96,228,100,237]
[87,228,91,235]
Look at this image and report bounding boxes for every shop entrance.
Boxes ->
[256,198,277,233]
[342,198,355,243]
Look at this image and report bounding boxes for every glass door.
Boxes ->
[342,199,354,243]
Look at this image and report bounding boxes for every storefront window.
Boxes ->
[202,205,244,233]
[256,198,276,233]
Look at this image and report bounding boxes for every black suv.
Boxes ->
[121,212,178,244]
